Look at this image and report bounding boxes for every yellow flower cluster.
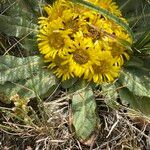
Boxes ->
[37,0,132,83]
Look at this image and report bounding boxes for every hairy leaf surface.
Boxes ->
[119,87,150,116]
[119,59,150,97]
[72,85,98,140]
[0,55,42,84]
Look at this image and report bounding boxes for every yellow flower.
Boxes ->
[37,0,133,84]
[66,31,98,77]
[37,18,71,58]
[87,50,121,83]
[87,0,122,16]
[44,0,68,21]
[61,9,86,34]
[48,54,74,81]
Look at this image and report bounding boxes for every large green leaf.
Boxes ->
[119,56,150,97]
[18,69,56,99]
[0,0,40,52]
[0,69,57,102]
[119,87,150,117]
[0,55,42,84]
[0,14,37,38]
[72,84,98,140]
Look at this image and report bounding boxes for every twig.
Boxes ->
[106,112,119,138]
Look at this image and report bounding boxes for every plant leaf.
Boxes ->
[22,0,50,18]
[1,0,33,20]
[0,69,57,102]
[21,37,38,53]
[1,0,49,22]
[72,84,98,140]
[119,87,150,117]
[119,57,150,97]
[18,69,56,99]
[140,44,150,55]
[0,14,37,38]
[133,31,150,54]
[134,31,150,49]
[0,55,42,84]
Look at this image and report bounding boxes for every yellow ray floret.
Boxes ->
[66,31,98,77]
[48,54,74,81]
[86,50,121,83]
[37,0,133,84]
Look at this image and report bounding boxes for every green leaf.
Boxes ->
[124,56,144,68]
[1,0,33,20]
[22,0,51,18]
[133,31,150,54]
[119,87,150,117]
[0,55,42,84]
[101,83,119,109]
[1,0,49,22]
[125,56,150,69]
[72,84,98,140]
[0,14,37,38]
[0,82,13,104]
[140,44,150,55]
[18,69,56,99]
[134,31,150,49]
[69,79,88,93]
[22,0,41,18]
[119,57,150,97]
[21,37,38,53]
[0,0,41,52]
[71,0,134,39]
[0,69,57,101]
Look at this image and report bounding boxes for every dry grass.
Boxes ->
[0,89,149,150]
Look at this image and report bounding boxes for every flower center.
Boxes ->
[49,32,64,49]
[87,25,101,41]
[54,55,64,66]
[93,61,110,74]
[73,50,89,65]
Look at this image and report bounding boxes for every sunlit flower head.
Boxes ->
[37,0,132,84]
[66,31,98,77]
[86,50,121,83]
